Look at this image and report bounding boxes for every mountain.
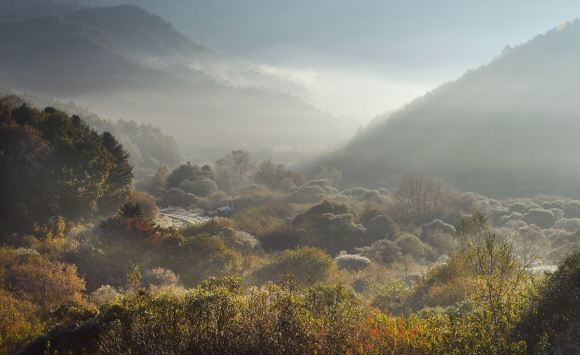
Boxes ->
[0,84,184,176]
[0,0,87,21]
[0,4,359,154]
[316,20,580,198]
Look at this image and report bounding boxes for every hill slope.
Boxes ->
[0,4,358,151]
[320,20,580,198]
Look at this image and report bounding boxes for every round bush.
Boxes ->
[335,254,371,271]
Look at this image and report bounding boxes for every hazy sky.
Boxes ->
[78,0,580,121]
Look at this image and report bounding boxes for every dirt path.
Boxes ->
[159,208,212,227]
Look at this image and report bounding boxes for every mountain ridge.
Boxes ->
[316,19,580,198]
[0,3,360,151]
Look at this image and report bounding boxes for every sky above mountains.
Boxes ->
[50,0,580,120]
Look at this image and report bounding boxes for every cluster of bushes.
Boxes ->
[18,234,580,354]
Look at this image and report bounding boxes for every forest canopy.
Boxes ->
[0,98,133,239]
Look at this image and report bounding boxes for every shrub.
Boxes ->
[370,280,409,314]
[162,233,241,287]
[141,268,179,288]
[564,201,580,219]
[158,188,197,208]
[365,214,399,242]
[420,219,455,240]
[252,246,337,284]
[334,254,371,271]
[426,231,458,254]
[516,248,580,351]
[180,218,233,238]
[128,190,158,220]
[395,233,436,261]
[359,190,383,203]
[0,247,86,319]
[90,285,120,306]
[179,178,219,197]
[0,289,43,354]
[553,218,580,233]
[215,228,262,254]
[359,239,402,265]
[523,208,556,229]
[359,201,386,225]
[286,185,327,204]
[209,191,229,209]
[232,205,288,239]
[541,200,565,211]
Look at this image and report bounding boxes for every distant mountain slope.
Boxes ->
[0,84,183,172]
[0,4,358,150]
[319,20,580,198]
[0,0,87,21]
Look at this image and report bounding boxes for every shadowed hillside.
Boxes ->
[0,0,87,21]
[0,4,359,151]
[315,20,580,198]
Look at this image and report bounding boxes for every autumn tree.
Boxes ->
[393,175,449,224]
[0,101,133,238]
[151,163,170,192]
[165,162,210,189]
[252,158,306,191]
[214,150,255,192]
[314,166,342,188]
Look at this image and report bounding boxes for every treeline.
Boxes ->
[0,90,183,174]
[0,97,133,237]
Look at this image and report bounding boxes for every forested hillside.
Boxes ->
[317,20,580,198]
[0,87,183,174]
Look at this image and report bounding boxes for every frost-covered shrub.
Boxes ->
[451,192,480,215]
[500,212,524,226]
[90,285,120,306]
[335,254,371,271]
[365,215,399,241]
[359,190,382,203]
[209,191,228,209]
[142,268,179,288]
[523,209,556,229]
[426,231,458,254]
[179,179,219,197]
[508,203,529,214]
[420,219,454,240]
[286,185,327,204]
[303,179,331,188]
[549,208,564,221]
[541,200,565,211]
[553,218,580,233]
[395,234,437,261]
[564,201,580,219]
[359,239,402,265]
[342,187,369,198]
[491,208,510,226]
[158,188,197,208]
[504,219,528,230]
[215,228,262,254]
[326,194,350,203]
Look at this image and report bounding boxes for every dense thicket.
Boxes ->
[0,101,133,239]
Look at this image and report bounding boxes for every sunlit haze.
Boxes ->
[77,0,580,121]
